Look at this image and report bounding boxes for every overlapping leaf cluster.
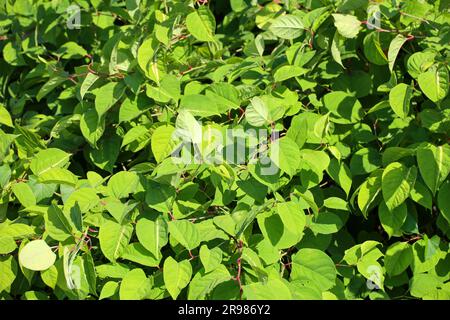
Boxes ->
[0,0,449,300]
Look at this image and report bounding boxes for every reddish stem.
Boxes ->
[67,75,78,84]
[308,30,314,49]
[233,240,244,300]
[85,54,98,75]
[404,235,422,243]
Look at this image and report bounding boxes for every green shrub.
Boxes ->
[0,0,449,300]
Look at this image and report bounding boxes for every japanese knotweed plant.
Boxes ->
[0,0,449,300]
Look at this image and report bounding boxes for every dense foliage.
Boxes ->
[0,0,449,300]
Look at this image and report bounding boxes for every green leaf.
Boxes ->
[290,248,337,291]
[406,50,436,79]
[384,242,413,276]
[297,149,330,188]
[389,83,412,118]
[36,75,68,102]
[119,268,151,300]
[45,204,73,242]
[80,108,105,147]
[350,148,382,175]
[0,255,18,292]
[145,74,181,103]
[378,202,407,238]
[382,147,416,166]
[199,245,223,273]
[357,259,385,291]
[331,31,345,68]
[168,220,200,251]
[145,181,176,213]
[418,65,449,102]
[96,263,131,280]
[163,257,192,299]
[323,197,349,211]
[243,279,292,300]
[327,159,352,197]
[416,144,450,195]
[410,273,441,299]
[187,264,231,300]
[94,82,125,118]
[122,245,158,267]
[99,221,133,262]
[245,96,271,127]
[270,15,304,39]
[136,216,168,260]
[38,168,78,186]
[332,14,361,38]
[388,34,408,72]
[186,7,216,42]
[118,95,151,123]
[103,198,129,224]
[179,94,220,118]
[357,170,382,217]
[12,182,36,207]
[0,104,13,127]
[137,36,158,81]
[88,134,121,172]
[257,201,305,249]
[0,236,17,254]
[80,73,99,100]
[410,180,433,209]
[407,50,436,79]
[270,137,300,177]
[323,91,363,124]
[286,114,310,148]
[151,125,176,163]
[0,221,36,239]
[175,110,203,145]
[64,188,100,213]
[205,83,241,112]
[30,148,71,176]
[18,240,56,271]
[313,112,330,140]
[363,32,388,65]
[337,0,368,11]
[309,212,344,234]
[382,162,417,211]
[273,65,308,82]
[57,42,87,59]
[121,125,150,148]
[3,42,26,66]
[107,171,139,199]
[438,180,450,224]
[100,281,119,300]
[0,164,11,189]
